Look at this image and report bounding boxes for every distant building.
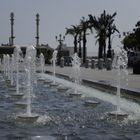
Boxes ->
[0,44,54,61]
[56,43,74,66]
[40,43,54,50]
[56,43,74,56]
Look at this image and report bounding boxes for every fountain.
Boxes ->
[40,53,45,74]
[1,45,140,139]
[16,45,39,122]
[49,50,58,87]
[5,54,16,90]
[2,54,8,80]
[3,55,11,84]
[108,46,128,119]
[10,46,24,99]
[37,53,46,81]
[68,53,82,97]
[6,55,10,81]
[16,68,38,122]
[9,54,16,88]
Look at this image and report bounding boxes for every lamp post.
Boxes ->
[10,12,15,46]
[36,13,40,47]
[55,34,65,65]
[107,29,121,58]
[55,34,65,51]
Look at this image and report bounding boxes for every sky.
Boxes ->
[0,0,140,56]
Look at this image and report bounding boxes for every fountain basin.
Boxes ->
[57,85,68,92]
[37,77,45,81]
[1,71,140,139]
[8,87,16,92]
[14,102,27,109]
[49,82,59,87]
[5,79,11,84]
[16,113,39,123]
[10,93,24,100]
[69,92,82,98]
[7,84,16,88]
[19,85,26,90]
[84,100,100,107]
[108,110,128,120]
[44,79,53,84]
[31,136,57,140]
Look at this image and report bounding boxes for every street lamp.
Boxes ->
[55,34,65,65]
[55,34,65,51]
[107,29,121,58]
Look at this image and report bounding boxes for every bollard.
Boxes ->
[106,58,112,70]
[98,58,104,70]
[91,59,95,69]
[60,57,64,68]
[85,59,89,68]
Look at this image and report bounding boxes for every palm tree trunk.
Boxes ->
[103,39,106,61]
[78,38,82,58]
[98,37,103,59]
[83,31,87,64]
[107,34,111,58]
[74,35,77,53]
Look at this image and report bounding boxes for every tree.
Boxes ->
[122,33,136,51]
[88,11,107,59]
[122,21,140,51]
[106,12,119,58]
[65,25,81,53]
[133,21,140,50]
[80,17,92,64]
[88,10,119,59]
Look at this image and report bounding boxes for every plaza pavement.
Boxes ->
[44,66,140,95]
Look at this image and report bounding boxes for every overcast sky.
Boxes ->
[0,0,140,55]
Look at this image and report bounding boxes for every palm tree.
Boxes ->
[106,12,119,58]
[88,11,108,59]
[80,17,92,64]
[65,25,81,53]
[88,10,119,59]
